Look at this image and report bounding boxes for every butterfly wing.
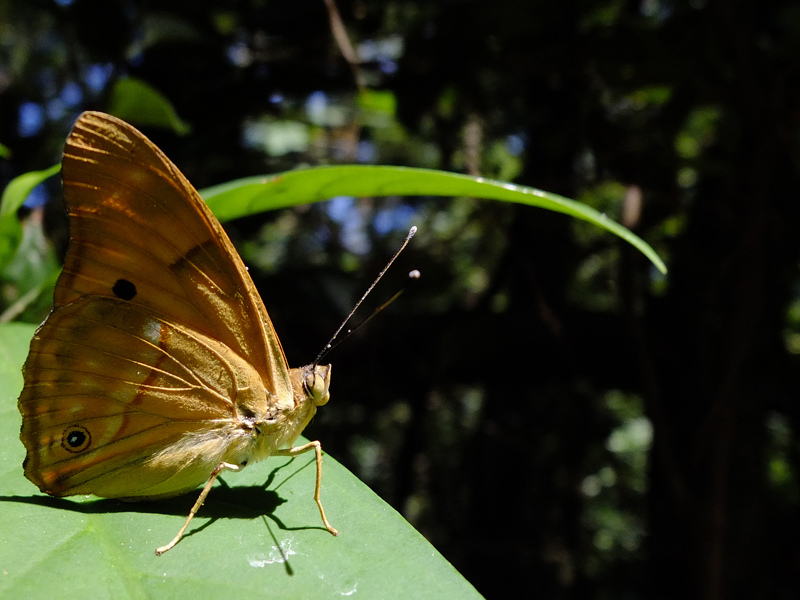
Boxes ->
[57,111,291,400]
[19,297,266,498]
[18,111,291,498]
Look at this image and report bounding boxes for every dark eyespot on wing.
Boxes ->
[112,278,137,300]
[61,425,91,453]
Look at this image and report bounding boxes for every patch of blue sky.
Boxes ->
[356,140,377,163]
[373,203,417,236]
[506,133,526,156]
[379,60,398,75]
[84,63,113,93]
[305,91,328,123]
[18,102,44,137]
[24,184,50,209]
[327,195,356,223]
[327,196,371,255]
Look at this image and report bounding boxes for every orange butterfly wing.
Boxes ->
[19,297,269,498]
[18,112,292,498]
[56,112,291,397]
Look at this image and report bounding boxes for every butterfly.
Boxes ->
[17,111,339,555]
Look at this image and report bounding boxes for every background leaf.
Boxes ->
[107,77,191,135]
[0,165,59,271]
[202,165,666,274]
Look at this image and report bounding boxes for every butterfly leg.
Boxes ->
[275,441,340,536]
[155,461,240,555]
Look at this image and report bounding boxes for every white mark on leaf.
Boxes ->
[247,538,297,567]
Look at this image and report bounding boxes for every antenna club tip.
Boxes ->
[409,269,421,279]
[408,225,418,237]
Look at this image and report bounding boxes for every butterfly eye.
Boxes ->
[305,367,331,406]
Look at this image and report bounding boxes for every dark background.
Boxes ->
[2,1,800,598]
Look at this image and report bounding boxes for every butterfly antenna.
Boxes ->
[323,269,421,356]
[314,226,417,365]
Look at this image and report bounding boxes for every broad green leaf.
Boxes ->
[202,165,667,274]
[0,323,482,600]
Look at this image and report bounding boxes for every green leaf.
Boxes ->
[108,77,191,135]
[0,323,482,600]
[0,164,60,271]
[202,165,667,274]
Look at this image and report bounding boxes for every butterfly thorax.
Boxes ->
[234,363,332,465]
[142,364,332,488]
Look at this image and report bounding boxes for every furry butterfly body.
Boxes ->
[17,111,337,553]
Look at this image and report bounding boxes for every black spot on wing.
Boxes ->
[112,278,137,300]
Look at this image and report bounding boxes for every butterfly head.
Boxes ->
[303,364,332,407]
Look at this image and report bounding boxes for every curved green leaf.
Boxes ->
[0,164,59,270]
[202,165,667,273]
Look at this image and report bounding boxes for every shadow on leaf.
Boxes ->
[0,456,324,533]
